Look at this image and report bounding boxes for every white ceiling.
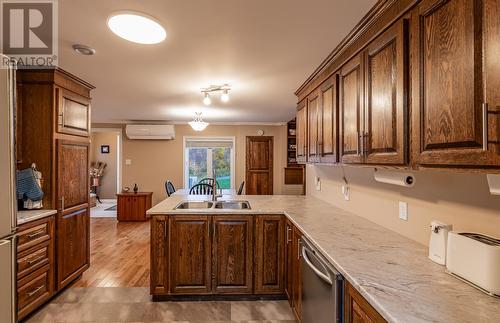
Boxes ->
[58,0,376,124]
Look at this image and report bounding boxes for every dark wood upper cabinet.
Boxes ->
[307,91,321,163]
[340,53,364,164]
[212,215,253,294]
[150,216,168,295]
[365,19,408,165]
[411,0,500,167]
[169,215,212,294]
[56,87,91,137]
[319,74,339,163]
[296,102,308,164]
[254,215,285,294]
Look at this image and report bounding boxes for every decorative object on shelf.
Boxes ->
[133,183,139,193]
[101,145,110,154]
[189,112,209,131]
[90,161,106,203]
[201,83,231,105]
[16,163,44,209]
[122,186,130,193]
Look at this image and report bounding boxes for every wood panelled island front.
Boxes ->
[150,214,286,300]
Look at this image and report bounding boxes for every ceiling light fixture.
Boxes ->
[73,44,96,56]
[201,84,231,104]
[189,112,209,132]
[203,92,212,106]
[107,11,166,44]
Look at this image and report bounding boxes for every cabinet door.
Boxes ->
[212,215,253,294]
[254,215,285,294]
[292,226,303,322]
[344,281,387,323]
[296,102,308,163]
[340,53,364,163]
[56,208,89,290]
[284,220,294,306]
[411,0,500,167]
[307,91,320,163]
[56,139,90,290]
[56,87,91,137]
[150,216,168,295]
[169,216,212,294]
[319,74,339,163]
[364,20,408,164]
[57,140,89,210]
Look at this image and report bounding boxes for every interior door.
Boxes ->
[56,140,90,290]
[169,215,211,294]
[212,215,253,294]
[364,19,408,165]
[411,0,500,167]
[340,53,364,163]
[245,136,274,195]
[319,74,339,163]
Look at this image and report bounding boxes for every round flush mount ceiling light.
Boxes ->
[107,11,166,44]
[72,44,96,56]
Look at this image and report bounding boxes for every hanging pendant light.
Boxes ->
[189,112,209,131]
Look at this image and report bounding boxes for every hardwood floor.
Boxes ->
[72,218,150,288]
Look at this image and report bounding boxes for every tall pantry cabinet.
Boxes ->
[17,68,94,291]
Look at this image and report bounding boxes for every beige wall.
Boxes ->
[94,123,302,205]
[306,165,500,246]
[90,132,119,199]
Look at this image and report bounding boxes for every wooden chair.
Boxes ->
[189,183,214,195]
[165,180,176,197]
[198,178,221,188]
[237,181,245,195]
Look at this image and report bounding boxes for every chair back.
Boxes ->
[189,183,214,195]
[237,181,245,195]
[165,180,176,197]
[199,178,221,188]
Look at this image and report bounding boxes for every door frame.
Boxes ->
[245,136,274,195]
[91,128,123,195]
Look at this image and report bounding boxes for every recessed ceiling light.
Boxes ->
[73,44,96,55]
[107,11,166,44]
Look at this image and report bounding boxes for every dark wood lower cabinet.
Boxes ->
[284,220,294,305]
[213,215,254,294]
[254,215,285,294]
[292,226,303,322]
[345,280,387,323]
[150,216,169,295]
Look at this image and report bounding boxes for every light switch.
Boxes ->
[399,201,408,221]
[125,159,132,166]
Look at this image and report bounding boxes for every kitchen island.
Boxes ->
[147,194,500,323]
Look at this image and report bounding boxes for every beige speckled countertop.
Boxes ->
[147,194,500,323]
[17,209,57,225]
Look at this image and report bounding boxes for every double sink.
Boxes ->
[175,200,251,210]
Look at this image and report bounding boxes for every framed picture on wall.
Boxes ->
[101,145,110,154]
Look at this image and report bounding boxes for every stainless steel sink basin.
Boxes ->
[174,201,214,209]
[214,201,251,210]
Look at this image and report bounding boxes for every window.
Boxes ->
[184,137,235,189]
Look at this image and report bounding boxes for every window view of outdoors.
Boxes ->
[187,147,232,189]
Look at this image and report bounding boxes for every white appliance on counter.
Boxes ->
[0,55,18,323]
[447,232,500,297]
[428,221,452,265]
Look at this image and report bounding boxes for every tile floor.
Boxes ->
[25,287,295,323]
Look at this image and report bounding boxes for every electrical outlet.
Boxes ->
[125,159,132,166]
[342,185,350,201]
[399,201,408,221]
[315,176,321,191]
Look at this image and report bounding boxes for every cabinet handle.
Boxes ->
[286,227,291,244]
[27,255,45,265]
[60,196,65,212]
[27,285,44,297]
[164,221,168,238]
[27,229,45,239]
[297,239,302,260]
[483,103,489,151]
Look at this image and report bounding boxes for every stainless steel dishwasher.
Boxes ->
[301,237,343,323]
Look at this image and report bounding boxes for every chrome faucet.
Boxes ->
[212,169,222,201]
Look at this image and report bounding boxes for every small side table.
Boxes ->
[116,192,153,222]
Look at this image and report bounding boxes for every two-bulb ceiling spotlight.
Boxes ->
[201,84,231,105]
